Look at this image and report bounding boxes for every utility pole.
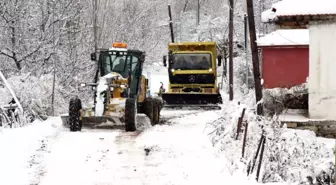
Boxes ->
[229,0,234,101]
[51,0,56,117]
[92,0,99,107]
[244,14,249,90]
[179,11,182,42]
[93,0,98,54]
[224,47,228,78]
[168,5,175,43]
[196,0,200,26]
[221,46,227,90]
[246,0,263,115]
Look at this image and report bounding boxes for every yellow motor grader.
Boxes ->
[61,42,163,132]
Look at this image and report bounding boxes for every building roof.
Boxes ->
[262,0,336,23]
[257,29,309,47]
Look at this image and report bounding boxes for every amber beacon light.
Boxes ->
[112,42,127,48]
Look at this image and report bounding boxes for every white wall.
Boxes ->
[309,21,336,119]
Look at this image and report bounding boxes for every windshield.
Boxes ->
[100,52,139,78]
[172,53,212,70]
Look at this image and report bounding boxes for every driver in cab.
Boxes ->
[114,58,125,72]
[199,56,209,68]
[174,56,190,69]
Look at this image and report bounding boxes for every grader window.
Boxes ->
[100,52,141,80]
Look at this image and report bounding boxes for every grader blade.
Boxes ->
[61,115,125,129]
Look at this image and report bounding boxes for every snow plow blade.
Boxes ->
[161,93,222,110]
[61,115,125,129]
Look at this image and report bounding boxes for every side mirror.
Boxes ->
[140,54,145,63]
[217,55,222,66]
[163,55,167,67]
[168,51,174,65]
[90,53,96,61]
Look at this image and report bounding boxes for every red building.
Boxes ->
[257,29,309,89]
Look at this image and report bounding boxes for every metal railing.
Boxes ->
[0,103,20,128]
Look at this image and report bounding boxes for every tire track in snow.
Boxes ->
[27,126,64,185]
[29,109,214,184]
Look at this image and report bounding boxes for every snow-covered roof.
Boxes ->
[262,0,336,23]
[257,29,309,47]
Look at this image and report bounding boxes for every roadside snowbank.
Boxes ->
[0,117,62,185]
[206,99,335,184]
[136,110,291,185]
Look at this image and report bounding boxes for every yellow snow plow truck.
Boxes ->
[161,42,223,109]
[61,42,163,132]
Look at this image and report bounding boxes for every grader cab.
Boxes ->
[61,42,163,132]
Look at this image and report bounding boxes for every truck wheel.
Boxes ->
[218,94,223,104]
[125,98,137,132]
[144,98,154,125]
[152,99,162,125]
[69,97,82,132]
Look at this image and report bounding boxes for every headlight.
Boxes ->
[171,69,175,72]
[110,87,114,91]
[80,83,86,87]
[209,68,213,72]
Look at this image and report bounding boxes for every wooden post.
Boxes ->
[246,0,263,115]
[168,5,175,43]
[236,108,246,140]
[248,132,264,175]
[228,0,234,101]
[256,136,266,182]
[242,121,249,158]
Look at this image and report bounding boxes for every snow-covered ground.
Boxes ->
[1,104,333,185]
[0,71,335,185]
[0,117,63,185]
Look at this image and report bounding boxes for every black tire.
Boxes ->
[144,98,154,125]
[152,99,162,125]
[217,93,223,104]
[68,97,82,132]
[125,98,137,132]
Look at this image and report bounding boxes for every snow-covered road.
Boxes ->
[7,104,330,185]
[32,109,229,185]
[3,106,329,185]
